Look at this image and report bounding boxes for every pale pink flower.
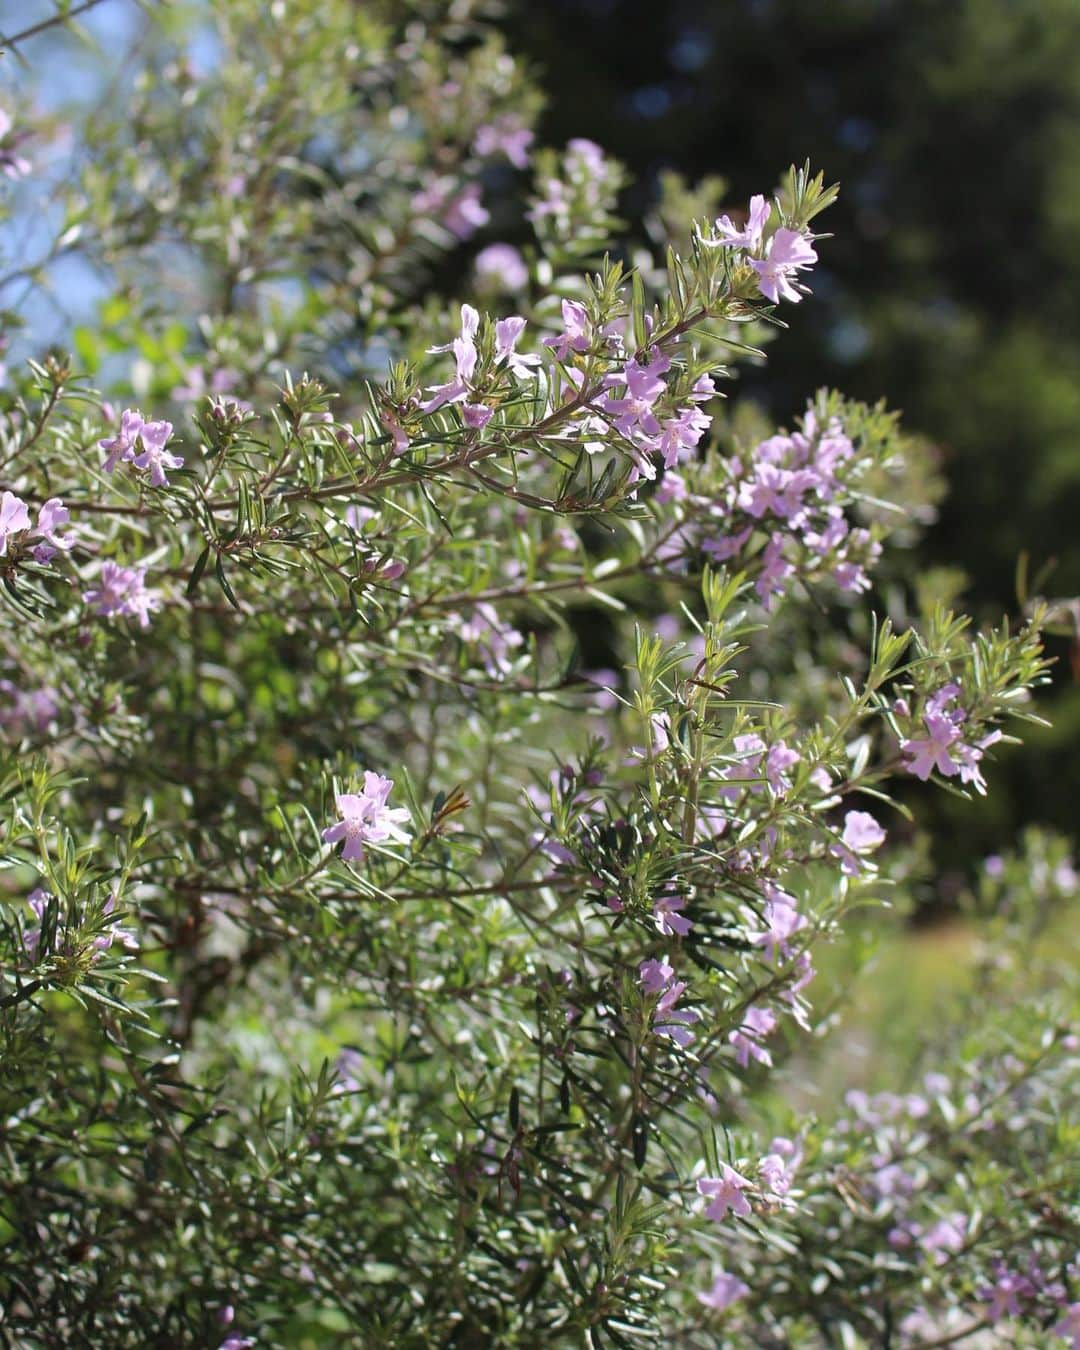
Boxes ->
[729,1005,777,1068]
[652,893,692,937]
[749,228,818,304]
[698,1165,753,1221]
[322,773,411,863]
[494,316,541,380]
[714,194,772,251]
[638,957,674,995]
[0,490,31,554]
[830,809,886,876]
[696,1268,749,1312]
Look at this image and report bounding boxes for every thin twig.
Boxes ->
[0,0,113,52]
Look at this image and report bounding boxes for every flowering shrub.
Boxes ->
[0,2,1076,1345]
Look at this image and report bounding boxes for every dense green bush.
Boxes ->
[0,3,1075,1345]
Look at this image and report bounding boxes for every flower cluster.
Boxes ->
[697,1143,800,1227]
[600,349,713,484]
[0,491,74,562]
[898,681,1002,793]
[690,406,883,607]
[450,601,525,676]
[83,561,161,627]
[322,772,411,863]
[22,888,138,965]
[529,137,621,239]
[473,114,534,169]
[421,304,540,429]
[0,679,58,735]
[709,192,819,304]
[99,408,183,487]
[639,957,701,1048]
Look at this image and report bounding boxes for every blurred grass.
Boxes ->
[799,899,1079,1111]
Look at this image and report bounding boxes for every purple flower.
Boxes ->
[32,498,74,559]
[803,510,849,560]
[322,772,411,863]
[0,681,58,735]
[738,462,798,519]
[566,138,607,174]
[652,892,692,937]
[23,887,50,957]
[0,489,30,554]
[900,710,962,780]
[654,978,700,1047]
[749,228,818,304]
[716,733,765,799]
[830,809,886,876]
[473,116,534,169]
[656,404,710,469]
[333,1047,364,1094]
[475,243,528,292]
[698,1165,753,1221]
[758,1150,795,1198]
[422,305,481,413]
[94,894,140,953]
[765,742,800,795]
[602,351,669,443]
[345,503,378,532]
[171,365,239,404]
[543,299,591,361]
[494,316,541,380]
[442,183,489,239]
[638,958,700,1046]
[702,526,752,564]
[752,886,806,963]
[900,682,1003,792]
[768,1134,801,1161]
[920,1213,967,1264]
[978,1265,1032,1323]
[638,957,674,995]
[83,562,161,627]
[453,602,524,675]
[655,471,687,504]
[461,403,493,429]
[782,952,816,1025]
[928,681,963,715]
[729,1005,777,1068]
[696,1268,749,1312]
[1054,1303,1080,1349]
[833,556,873,594]
[132,418,183,487]
[754,534,795,609]
[99,408,146,472]
[99,408,183,485]
[809,765,833,792]
[714,194,772,251]
[953,729,1002,796]
[380,412,410,456]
